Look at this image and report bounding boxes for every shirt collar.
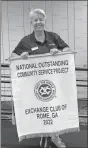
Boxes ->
[31,31,48,44]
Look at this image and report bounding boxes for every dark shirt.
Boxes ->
[12,31,69,55]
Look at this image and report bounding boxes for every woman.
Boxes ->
[11,8,71,148]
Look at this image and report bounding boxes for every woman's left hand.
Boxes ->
[50,48,60,56]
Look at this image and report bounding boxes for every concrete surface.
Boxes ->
[1,120,88,148]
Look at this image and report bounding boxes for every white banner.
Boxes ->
[10,52,79,141]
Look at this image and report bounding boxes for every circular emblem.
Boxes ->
[34,80,56,102]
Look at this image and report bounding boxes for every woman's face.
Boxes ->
[31,13,46,31]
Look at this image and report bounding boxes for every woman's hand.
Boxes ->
[63,47,72,52]
[21,52,29,59]
[50,48,60,56]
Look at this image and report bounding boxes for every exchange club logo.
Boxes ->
[34,80,56,102]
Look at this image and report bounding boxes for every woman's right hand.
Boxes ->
[21,52,29,59]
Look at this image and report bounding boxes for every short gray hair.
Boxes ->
[29,8,46,21]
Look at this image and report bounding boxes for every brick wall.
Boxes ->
[74,1,87,67]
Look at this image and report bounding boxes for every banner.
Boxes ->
[10,52,79,141]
